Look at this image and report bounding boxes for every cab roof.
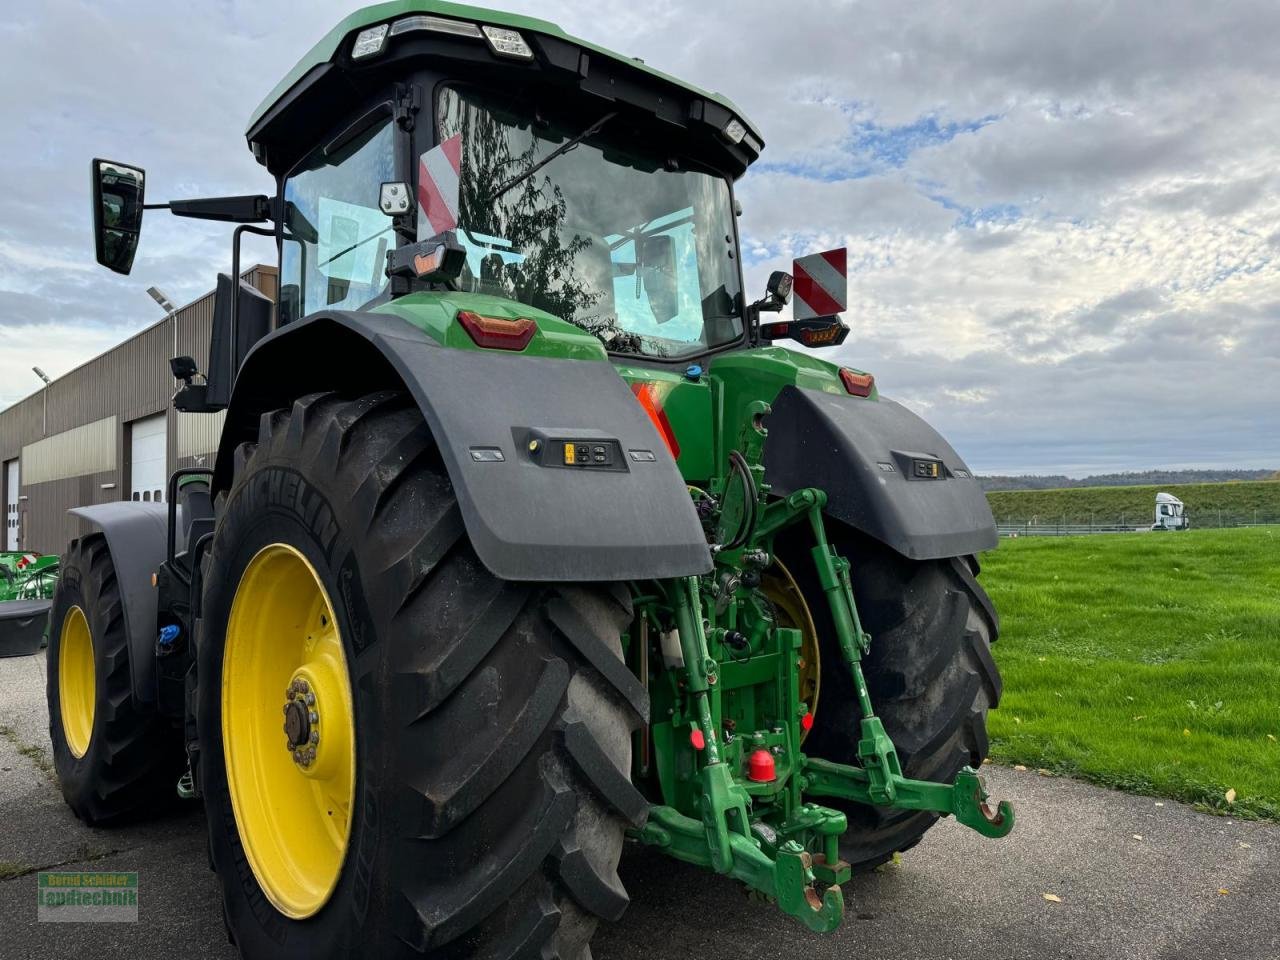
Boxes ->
[247,0,763,146]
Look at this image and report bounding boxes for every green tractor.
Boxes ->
[1,551,58,656]
[51,3,1009,956]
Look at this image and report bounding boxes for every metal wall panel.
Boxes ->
[22,472,120,555]
[21,417,118,484]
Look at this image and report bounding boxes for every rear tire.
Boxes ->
[46,535,183,824]
[198,391,647,959]
[789,530,1001,870]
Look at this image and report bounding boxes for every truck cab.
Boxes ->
[1153,491,1189,531]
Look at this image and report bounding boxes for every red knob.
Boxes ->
[748,748,776,783]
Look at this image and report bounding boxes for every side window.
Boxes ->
[280,117,396,324]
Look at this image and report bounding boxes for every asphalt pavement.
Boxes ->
[2,649,1276,960]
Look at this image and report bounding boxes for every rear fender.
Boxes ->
[68,502,172,704]
[214,312,713,582]
[762,385,996,561]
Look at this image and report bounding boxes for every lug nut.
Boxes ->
[305,693,316,706]
[309,711,319,724]
[310,731,319,745]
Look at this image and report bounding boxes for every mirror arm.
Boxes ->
[745,295,785,347]
[161,195,277,224]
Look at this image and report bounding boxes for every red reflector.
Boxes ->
[748,749,776,782]
[801,713,814,732]
[456,310,536,351]
[630,382,681,459]
[839,368,875,397]
[690,728,706,751]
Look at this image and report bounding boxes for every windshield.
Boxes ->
[280,117,396,324]
[438,86,744,359]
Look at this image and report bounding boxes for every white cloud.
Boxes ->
[1,0,1277,474]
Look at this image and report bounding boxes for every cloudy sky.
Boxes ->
[2,1,1277,474]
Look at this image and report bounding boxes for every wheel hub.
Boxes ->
[282,677,320,767]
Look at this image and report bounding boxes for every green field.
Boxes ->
[979,527,1280,819]
[986,479,1280,526]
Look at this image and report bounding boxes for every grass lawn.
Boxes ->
[979,526,1280,820]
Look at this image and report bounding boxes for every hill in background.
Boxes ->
[986,479,1280,526]
[979,468,1277,491]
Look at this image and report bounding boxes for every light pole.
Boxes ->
[147,286,178,383]
[32,366,50,435]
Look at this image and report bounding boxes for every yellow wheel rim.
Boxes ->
[762,559,821,743]
[58,605,96,759]
[222,543,355,919]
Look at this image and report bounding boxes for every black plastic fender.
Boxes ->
[67,502,173,703]
[214,311,713,582]
[762,386,997,561]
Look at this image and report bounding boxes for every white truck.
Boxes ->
[1153,491,1190,531]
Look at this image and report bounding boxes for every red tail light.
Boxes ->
[456,311,537,351]
[839,368,875,397]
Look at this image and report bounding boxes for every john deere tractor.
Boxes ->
[50,4,1009,957]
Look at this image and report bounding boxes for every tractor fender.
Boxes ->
[68,502,173,704]
[214,311,713,582]
[762,385,997,561]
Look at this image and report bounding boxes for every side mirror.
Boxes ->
[639,233,680,325]
[92,158,146,275]
[766,271,793,305]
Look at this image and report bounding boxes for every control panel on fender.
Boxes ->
[519,430,629,472]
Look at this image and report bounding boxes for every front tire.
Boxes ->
[198,391,647,959]
[46,535,182,824]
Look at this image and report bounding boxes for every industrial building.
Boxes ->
[1,266,277,556]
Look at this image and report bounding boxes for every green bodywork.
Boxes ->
[0,553,59,603]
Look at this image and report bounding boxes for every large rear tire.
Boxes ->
[787,529,1001,871]
[46,535,183,824]
[198,391,647,960]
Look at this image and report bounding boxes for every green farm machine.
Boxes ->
[50,3,1009,956]
[1,551,58,656]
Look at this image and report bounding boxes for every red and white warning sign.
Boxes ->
[417,134,462,240]
[792,248,848,320]
[16,553,38,569]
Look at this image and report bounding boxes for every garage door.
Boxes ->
[130,413,168,503]
[4,459,16,550]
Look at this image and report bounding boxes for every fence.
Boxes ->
[995,511,1280,537]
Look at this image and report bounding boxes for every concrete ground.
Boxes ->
[2,649,1276,960]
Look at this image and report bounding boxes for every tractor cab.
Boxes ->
[253,7,764,364]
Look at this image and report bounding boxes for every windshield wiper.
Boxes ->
[320,225,394,267]
[483,111,618,206]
